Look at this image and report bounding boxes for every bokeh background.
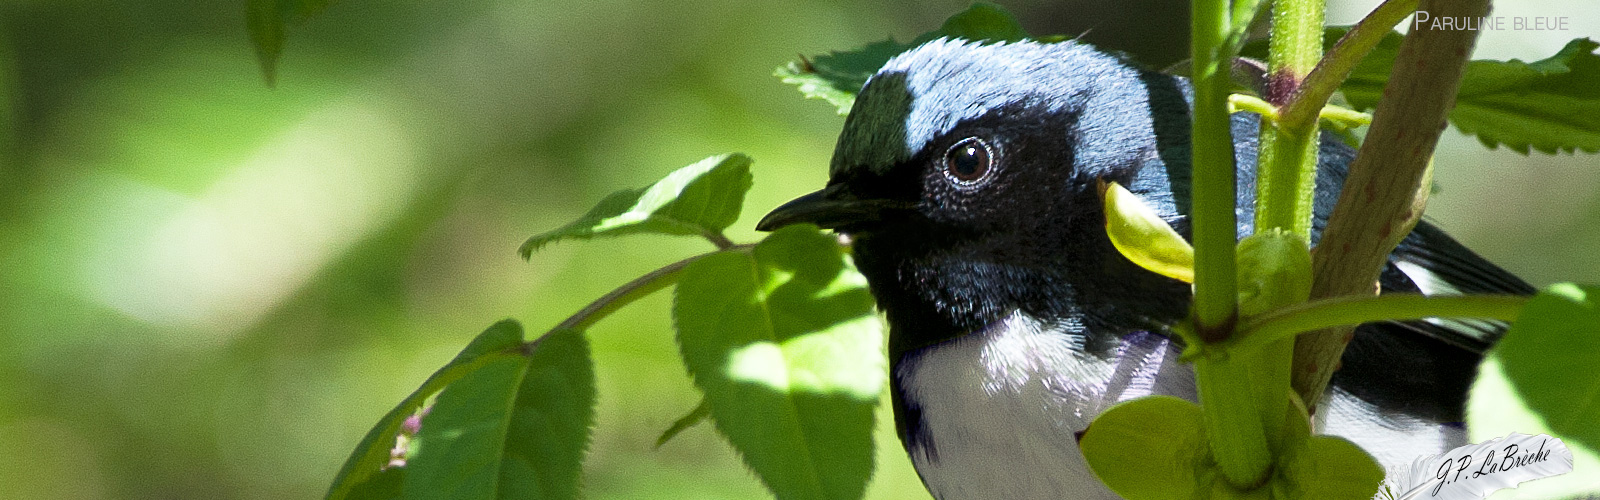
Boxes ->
[0,0,1596,498]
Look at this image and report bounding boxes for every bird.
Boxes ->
[755,38,1533,500]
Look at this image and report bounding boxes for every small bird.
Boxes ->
[757,38,1533,500]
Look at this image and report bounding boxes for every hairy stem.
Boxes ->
[1245,0,1326,466]
[1293,0,1491,410]
[1254,0,1324,237]
[1278,0,1419,132]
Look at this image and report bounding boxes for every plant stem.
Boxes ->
[542,244,756,338]
[1279,0,1419,132]
[1253,128,1318,235]
[1293,0,1490,410]
[703,230,737,250]
[1229,94,1278,119]
[1247,0,1326,467]
[1254,0,1324,237]
[1190,0,1238,338]
[1194,0,1269,487]
[1232,293,1526,352]
[1196,355,1273,488]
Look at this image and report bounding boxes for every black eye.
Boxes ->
[944,137,993,184]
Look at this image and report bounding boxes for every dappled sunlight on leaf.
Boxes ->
[520,154,752,256]
[673,225,883,500]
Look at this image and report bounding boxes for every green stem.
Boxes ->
[1253,129,1317,236]
[1229,94,1279,119]
[1190,0,1238,337]
[1279,0,1419,132]
[1193,0,1268,487]
[545,244,755,336]
[702,230,737,250]
[1254,0,1325,238]
[1245,0,1326,474]
[1232,293,1526,352]
[1196,355,1274,488]
[1318,106,1372,128]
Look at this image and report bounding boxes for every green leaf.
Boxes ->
[326,320,525,500]
[672,224,884,500]
[776,40,910,115]
[1275,435,1384,500]
[345,467,404,500]
[775,3,1028,114]
[519,153,752,257]
[1080,396,1212,500]
[1449,38,1600,154]
[655,400,710,449]
[1102,180,1195,284]
[1234,228,1311,318]
[933,2,1028,44]
[404,353,531,499]
[1495,283,1600,453]
[402,328,595,500]
[498,329,596,499]
[246,0,336,85]
[1259,29,1600,155]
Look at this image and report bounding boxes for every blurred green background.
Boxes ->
[0,0,1595,499]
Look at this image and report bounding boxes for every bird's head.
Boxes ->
[758,38,1193,350]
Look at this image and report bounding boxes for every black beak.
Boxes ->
[756,185,909,232]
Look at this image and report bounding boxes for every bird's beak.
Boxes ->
[756,184,907,232]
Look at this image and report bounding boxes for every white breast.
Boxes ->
[895,312,1464,500]
[895,312,1193,500]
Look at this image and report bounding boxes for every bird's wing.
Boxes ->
[1380,220,1536,354]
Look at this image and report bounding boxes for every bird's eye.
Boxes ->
[944,137,993,185]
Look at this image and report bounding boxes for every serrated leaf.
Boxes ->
[1102,180,1195,284]
[1495,283,1600,453]
[1449,38,1600,154]
[1080,396,1211,500]
[497,329,595,499]
[402,328,595,500]
[775,2,1028,114]
[672,224,884,500]
[246,0,336,85]
[932,2,1027,44]
[404,353,530,499]
[1265,29,1600,155]
[520,153,752,257]
[326,320,525,500]
[655,400,710,449]
[1276,435,1385,500]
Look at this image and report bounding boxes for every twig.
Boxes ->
[1231,294,1525,352]
[1292,0,1491,411]
[530,243,757,347]
[1278,0,1419,133]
